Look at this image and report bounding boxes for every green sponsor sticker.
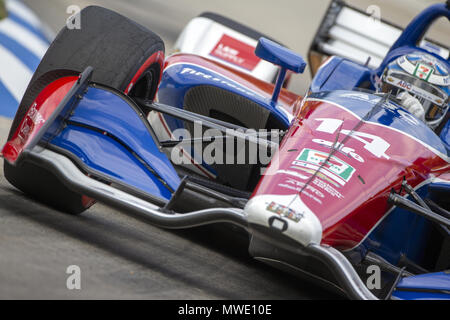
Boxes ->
[413,63,434,82]
[296,148,355,182]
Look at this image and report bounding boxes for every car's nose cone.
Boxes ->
[244,194,323,246]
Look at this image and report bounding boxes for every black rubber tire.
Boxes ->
[4,6,165,215]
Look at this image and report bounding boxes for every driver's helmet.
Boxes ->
[381,51,449,128]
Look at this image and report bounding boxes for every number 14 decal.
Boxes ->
[315,118,391,160]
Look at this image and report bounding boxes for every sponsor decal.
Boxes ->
[312,138,365,163]
[266,201,304,223]
[28,103,45,125]
[293,148,356,186]
[397,52,449,86]
[289,165,341,188]
[414,63,433,81]
[277,167,344,200]
[210,34,260,71]
[314,118,391,159]
[395,79,412,91]
[386,75,446,108]
[180,66,258,97]
[284,178,324,199]
[18,102,45,142]
[312,177,344,199]
[278,178,324,205]
[275,169,308,180]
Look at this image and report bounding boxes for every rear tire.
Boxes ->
[4,6,165,215]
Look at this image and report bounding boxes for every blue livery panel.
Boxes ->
[49,86,180,202]
[158,62,293,131]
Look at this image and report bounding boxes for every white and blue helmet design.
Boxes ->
[382,51,449,128]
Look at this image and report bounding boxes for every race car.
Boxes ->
[1,0,449,300]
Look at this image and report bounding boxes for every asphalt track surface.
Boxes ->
[0,0,447,299]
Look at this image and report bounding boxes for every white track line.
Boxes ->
[5,0,42,29]
[0,18,47,58]
[0,44,32,102]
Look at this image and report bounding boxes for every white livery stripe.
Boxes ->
[0,18,47,58]
[0,44,32,102]
[5,0,42,29]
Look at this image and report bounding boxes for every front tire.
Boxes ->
[4,6,165,214]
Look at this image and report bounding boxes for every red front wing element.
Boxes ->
[2,76,78,164]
